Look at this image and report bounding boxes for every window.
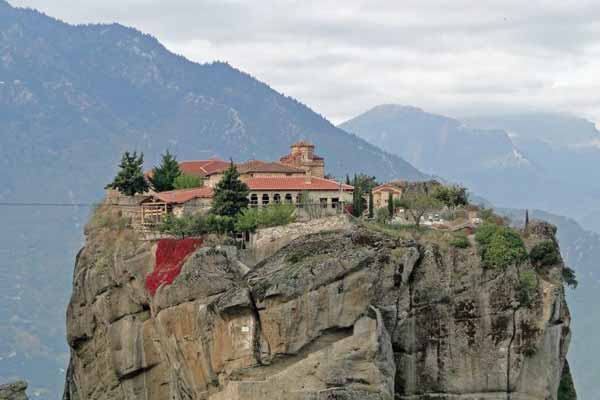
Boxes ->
[296,193,303,205]
[250,194,258,207]
[262,194,270,206]
[285,193,293,203]
[274,193,281,204]
[320,198,328,208]
[331,198,339,209]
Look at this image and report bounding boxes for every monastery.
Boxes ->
[140,141,354,225]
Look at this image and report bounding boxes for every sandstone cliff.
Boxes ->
[63,204,573,399]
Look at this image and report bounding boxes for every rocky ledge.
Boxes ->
[63,206,573,399]
[0,381,28,400]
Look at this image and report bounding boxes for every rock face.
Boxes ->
[0,381,28,400]
[63,206,572,399]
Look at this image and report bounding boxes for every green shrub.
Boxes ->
[561,266,578,289]
[235,204,295,232]
[475,224,528,269]
[235,208,260,232]
[204,214,235,235]
[375,207,390,224]
[450,234,470,249]
[173,173,203,189]
[258,204,295,227]
[432,185,468,207]
[529,240,561,267]
[519,270,538,305]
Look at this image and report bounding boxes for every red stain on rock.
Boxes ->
[145,238,203,296]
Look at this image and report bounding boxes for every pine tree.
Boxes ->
[211,162,250,217]
[351,174,365,217]
[150,150,181,192]
[387,192,394,219]
[108,151,149,196]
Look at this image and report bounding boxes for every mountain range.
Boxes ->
[340,105,600,234]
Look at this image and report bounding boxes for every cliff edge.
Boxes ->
[63,204,573,399]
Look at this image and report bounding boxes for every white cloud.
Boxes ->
[8,0,600,123]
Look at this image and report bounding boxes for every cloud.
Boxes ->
[9,0,600,124]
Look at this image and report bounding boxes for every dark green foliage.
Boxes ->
[558,361,577,400]
[375,207,390,224]
[158,213,235,238]
[351,174,367,217]
[368,190,374,219]
[530,240,561,267]
[475,224,528,269]
[149,150,181,192]
[450,234,470,249]
[235,204,295,232]
[396,193,443,227]
[108,151,149,196]
[211,163,250,217]
[562,266,578,289]
[518,270,538,305]
[387,191,394,218]
[173,173,203,189]
[433,185,469,207]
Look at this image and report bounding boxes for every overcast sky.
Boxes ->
[9,0,600,125]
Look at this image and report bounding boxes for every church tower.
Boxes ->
[280,141,325,178]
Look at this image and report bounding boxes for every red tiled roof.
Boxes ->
[245,177,353,191]
[147,187,214,204]
[373,185,403,193]
[237,160,305,174]
[179,159,229,176]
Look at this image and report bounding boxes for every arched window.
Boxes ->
[274,193,281,204]
[250,194,258,207]
[262,194,270,206]
[285,193,293,204]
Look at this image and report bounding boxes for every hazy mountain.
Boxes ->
[0,2,424,397]
[340,105,600,234]
[466,113,600,233]
[340,105,556,209]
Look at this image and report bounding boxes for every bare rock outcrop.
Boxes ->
[63,207,572,400]
[0,381,28,400]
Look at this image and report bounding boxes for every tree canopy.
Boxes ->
[108,151,149,196]
[433,185,469,208]
[150,150,181,192]
[396,193,443,227]
[174,173,203,190]
[211,162,250,217]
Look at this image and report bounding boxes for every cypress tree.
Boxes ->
[150,150,181,192]
[108,151,149,196]
[388,192,394,219]
[368,190,374,219]
[211,162,250,217]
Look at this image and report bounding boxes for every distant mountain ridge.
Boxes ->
[340,104,600,233]
[0,2,424,397]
